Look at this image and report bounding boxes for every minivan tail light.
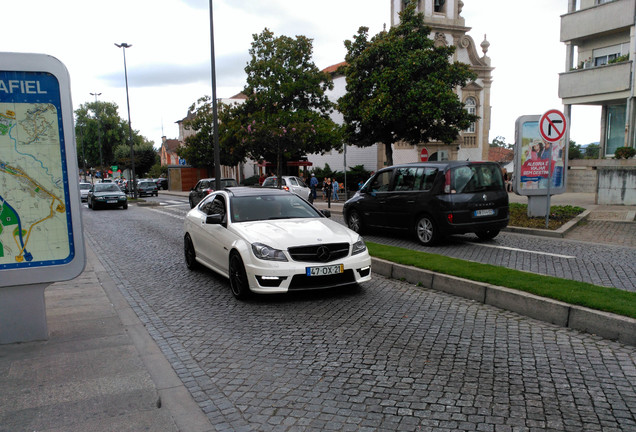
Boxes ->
[444,170,451,193]
[283,186,290,191]
[447,213,454,224]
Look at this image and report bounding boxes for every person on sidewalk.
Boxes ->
[310,173,318,200]
[332,178,339,201]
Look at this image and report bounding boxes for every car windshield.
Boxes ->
[261,177,279,187]
[221,179,238,188]
[139,182,154,187]
[79,183,91,190]
[230,194,321,223]
[95,184,121,192]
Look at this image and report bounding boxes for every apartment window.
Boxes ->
[465,97,476,133]
[593,44,626,66]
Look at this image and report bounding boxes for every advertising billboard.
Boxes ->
[514,115,568,196]
[0,53,85,287]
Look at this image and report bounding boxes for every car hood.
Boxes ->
[231,218,359,247]
[93,191,126,197]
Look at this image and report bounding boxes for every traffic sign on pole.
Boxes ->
[539,109,567,143]
[420,147,429,162]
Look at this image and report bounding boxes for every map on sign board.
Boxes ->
[0,71,75,270]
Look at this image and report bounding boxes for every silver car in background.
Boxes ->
[261,176,311,201]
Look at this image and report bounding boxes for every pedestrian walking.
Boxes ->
[310,173,318,200]
[332,178,339,201]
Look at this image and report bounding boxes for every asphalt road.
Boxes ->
[81,201,636,431]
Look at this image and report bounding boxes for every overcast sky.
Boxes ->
[4,0,599,150]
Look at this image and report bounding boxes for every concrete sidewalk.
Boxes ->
[0,246,213,432]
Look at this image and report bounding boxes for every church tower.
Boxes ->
[389,0,494,162]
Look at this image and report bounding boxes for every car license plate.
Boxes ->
[107,200,117,204]
[306,264,344,276]
[474,209,495,217]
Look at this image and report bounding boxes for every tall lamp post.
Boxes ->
[114,42,137,198]
[209,0,221,190]
[89,92,103,178]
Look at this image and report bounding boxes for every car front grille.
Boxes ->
[288,243,350,263]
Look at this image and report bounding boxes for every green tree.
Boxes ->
[226,28,342,177]
[490,136,509,148]
[338,0,477,166]
[177,96,247,171]
[568,140,582,160]
[113,140,157,178]
[74,101,127,173]
[75,100,153,176]
[585,143,600,159]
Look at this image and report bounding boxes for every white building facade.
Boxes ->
[309,0,494,173]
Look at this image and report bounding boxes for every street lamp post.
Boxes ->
[90,92,103,178]
[114,42,137,198]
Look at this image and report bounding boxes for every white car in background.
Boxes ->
[79,182,91,202]
[261,175,312,201]
[183,187,371,300]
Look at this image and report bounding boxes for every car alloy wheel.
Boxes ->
[229,252,250,300]
[347,210,364,234]
[415,215,437,246]
[184,234,199,270]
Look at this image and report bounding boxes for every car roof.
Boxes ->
[224,186,291,197]
[198,177,236,182]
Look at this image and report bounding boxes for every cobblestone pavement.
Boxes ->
[565,219,636,248]
[83,206,636,431]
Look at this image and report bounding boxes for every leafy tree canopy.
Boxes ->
[226,28,343,175]
[338,0,477,166]
[113,138,158,178]
[177,96,247,170]
[75,100,154,175]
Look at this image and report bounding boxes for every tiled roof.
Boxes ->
[322,61,347,75]
[488,146,514,163]
[163,139,181,153]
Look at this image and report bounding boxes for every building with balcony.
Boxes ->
[560,0,636,156]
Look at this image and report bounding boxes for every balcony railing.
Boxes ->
[561,0,635,42]
[559,61,632,103]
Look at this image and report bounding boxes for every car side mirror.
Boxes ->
[205,214,224,225]
[321,209,331,218]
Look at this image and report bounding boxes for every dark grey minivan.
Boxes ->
[343,161,509,245]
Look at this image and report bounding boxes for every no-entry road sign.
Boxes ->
[539,109,567,143]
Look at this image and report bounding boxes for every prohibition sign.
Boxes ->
[539,109,567,143]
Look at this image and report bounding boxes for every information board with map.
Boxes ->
[0,53,85,287]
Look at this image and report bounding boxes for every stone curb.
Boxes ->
[371,257,636,347]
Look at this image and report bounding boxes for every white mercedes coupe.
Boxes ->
[183,187,372,300]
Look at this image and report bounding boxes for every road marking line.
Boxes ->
[477,243,576,259]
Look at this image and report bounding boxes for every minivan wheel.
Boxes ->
[229,252,251,300]
[415,215,438,246]
[476,229,500,241]
[347,210,364,234]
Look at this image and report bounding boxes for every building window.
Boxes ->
[434,0,446,13]
[593,44,627,66]
[465,97,476,133]
[606,104,626,156]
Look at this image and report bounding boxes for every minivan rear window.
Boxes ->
[450,164,503,194]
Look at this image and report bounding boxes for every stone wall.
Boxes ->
[597,167,636,205]
[566,159,636,204]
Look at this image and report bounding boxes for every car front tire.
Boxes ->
[229,252,250,300]
[184,234,199,270]
[415,215,439,246]
[189,197,195,208]
[347,210,364,234]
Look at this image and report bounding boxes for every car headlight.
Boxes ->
[251,242,288,262]
[352,236,367,255]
